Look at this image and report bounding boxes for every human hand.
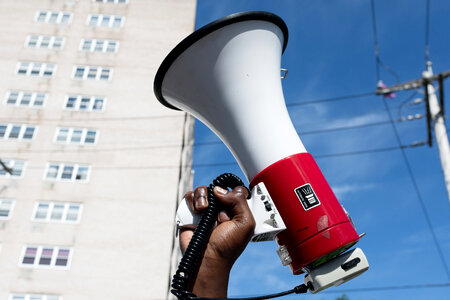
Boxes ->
[179,185,255,297]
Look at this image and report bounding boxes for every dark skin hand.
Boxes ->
[180,185,256,298]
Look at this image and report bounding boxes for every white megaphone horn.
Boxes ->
[154,11,367,280]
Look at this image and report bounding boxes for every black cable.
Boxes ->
[170,173,310,300]
[286,92,373,107]
[1,119,398,155]
[192,284,309,300]
[397,91,419,118]
[378,60,401,84]
[322,282,450,293]
[425,0,431,63]
[171,173,248,299]
[1,114,184,122]
[381,97,450,280]
[0,159,13,174]
[167,113,191,294]
[370,0,381,82]
[370,0,450,279]
[18,144,425,172]
[2,93,374,124]
[195,120,392,147]
[370,0,401,84]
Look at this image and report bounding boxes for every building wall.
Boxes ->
[0,0,196,299]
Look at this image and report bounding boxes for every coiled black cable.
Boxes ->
[171,173,247,299]
[170,173,309,300]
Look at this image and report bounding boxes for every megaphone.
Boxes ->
[154,11,365,278]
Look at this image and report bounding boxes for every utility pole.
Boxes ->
[423,63,450,203]
[376,65,450,204]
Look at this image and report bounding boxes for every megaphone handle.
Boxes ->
[171,173,247,298]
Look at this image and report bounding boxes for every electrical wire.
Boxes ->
[1,92,377,125]
[1,92,375,125]
[382,97,450,280]
[191,120,393,147]
[322,282,450,294]
[425,0,431,63]
[0,119,396,154]
[397,91,420,118]
[286,92,374,107]
[370,0,401,84]
[167,113,191,295]
[370,0,450,280]
[192,284,308,300]
[16,144,424,173]
[370,0,381,82]
[0,114,185,123]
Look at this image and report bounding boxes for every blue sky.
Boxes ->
[190,1,450,299]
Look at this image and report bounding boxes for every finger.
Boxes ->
[179,228,194,254]
[213,186,255,231]
[193,185,208,211]
[184,190,196,213]
[217,210,231,224]
[213,186,250,214]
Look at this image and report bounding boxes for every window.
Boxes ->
[72,65,112,80]
[44,163,90,182]
[80,39,119,53]
[94,0,128,3]
[10,295,61,300]
[35,11,72,24]
[0,159,26,178]
[20,245,72,269]
[87,14,124,28]
[0,124,36,140]
[0,199,15,219]
[55,127,98,145]
[64,95,105,112]
[4,91,46,108]
[16,62,56,77]
[26,35,65,49]
[33,202,82,223]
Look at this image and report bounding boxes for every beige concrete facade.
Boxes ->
[0,0,196,299]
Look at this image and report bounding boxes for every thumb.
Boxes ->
[213,186,254,228]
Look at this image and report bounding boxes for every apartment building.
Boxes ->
[0,0,196,299]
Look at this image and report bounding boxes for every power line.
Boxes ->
[196,120,393,147]
[370,0,401,84]
[19,144,422,172]
[195,144,423,167]
[425,0,431,63]
[2,95,413,130]
[286,92,374,107]
[382,97,449,280]
[370,0,381,82]
[397,91,419,117]
[0,114,185,123]
[0,159,13,174]
[1,119,396,154]
[301,120,392,135]
[1,92,376,123]
[322,282,450,294]
[370,0,450,280]
[0,144,186,154]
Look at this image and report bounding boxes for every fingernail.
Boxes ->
[215,186,228,195]
[197,196,207,208]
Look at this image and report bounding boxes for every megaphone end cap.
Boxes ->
[153,11,288,110]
